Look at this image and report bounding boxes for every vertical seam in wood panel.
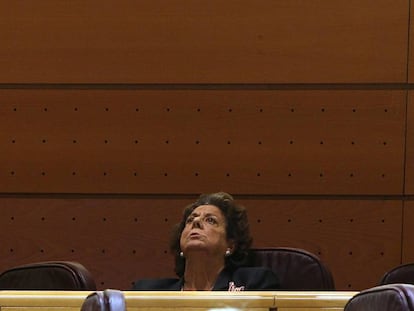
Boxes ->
[404,0,412,197]
[406,0,411,264]
[402,0,410,262]
[401,200,406,263]
[408,0,412,82]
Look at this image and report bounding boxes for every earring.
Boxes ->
[225,249,231,257]
[179,251,184,258]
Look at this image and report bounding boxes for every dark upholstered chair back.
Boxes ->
[344,284,414,311]
[249,247,335,290]
[380,263,414,285]
[0,261,96,290]
[81,289,126,311]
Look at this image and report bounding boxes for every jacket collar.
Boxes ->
[213,267,234,290]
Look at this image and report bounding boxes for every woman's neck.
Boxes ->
[183,255,225,291]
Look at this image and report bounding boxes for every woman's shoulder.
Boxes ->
[237,266,274,272]
[132,277,181,291]
[234,266,277,276]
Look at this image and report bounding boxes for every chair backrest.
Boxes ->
[81,289,126,311]
[0,261,97,290]
[344,284,414,311]
[249,247,335,290]
[380,263,414,285]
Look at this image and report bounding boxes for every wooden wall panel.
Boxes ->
[406,92,414,194]
[0,0,411,296]
[0,197,185,290]
[402,200,414,262]
[409,0,414,83]
[0,90,406,195]
[249,199,403,290]
[0,197,403,291]
[0,0,408,83]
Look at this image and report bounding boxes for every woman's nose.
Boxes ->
[192,217,202,228]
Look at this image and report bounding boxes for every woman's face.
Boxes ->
[180,204,232,257]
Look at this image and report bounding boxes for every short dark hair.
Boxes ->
[170,192,253,277]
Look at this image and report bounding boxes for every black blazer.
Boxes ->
[132,266,280,291]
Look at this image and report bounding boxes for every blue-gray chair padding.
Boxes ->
[250,247,335,290]
[345,284,414,311]
[380,263,414,285]
[81,289,126,311]
[0,261,96,290]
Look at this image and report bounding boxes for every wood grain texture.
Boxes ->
[402,200,414,262]
[248,199,403,290]
[0,197,186,289]
[0,0,408,83]
[0,197,402,291]
[0,0,411,296]
[0,291,357,311]
[0,89,406,195]
[406,92,414,194]
[409,1,414,83]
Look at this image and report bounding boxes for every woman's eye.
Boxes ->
[205,217,217,224]
[186,217,194,224]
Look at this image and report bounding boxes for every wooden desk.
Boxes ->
[273,291,358,311]
[0,291,358,311]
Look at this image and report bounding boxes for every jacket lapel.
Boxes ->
[212,268,233,290]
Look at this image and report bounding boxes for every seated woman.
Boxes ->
[133,192,280,291]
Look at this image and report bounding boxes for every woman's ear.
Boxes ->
[227,240,236,253]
